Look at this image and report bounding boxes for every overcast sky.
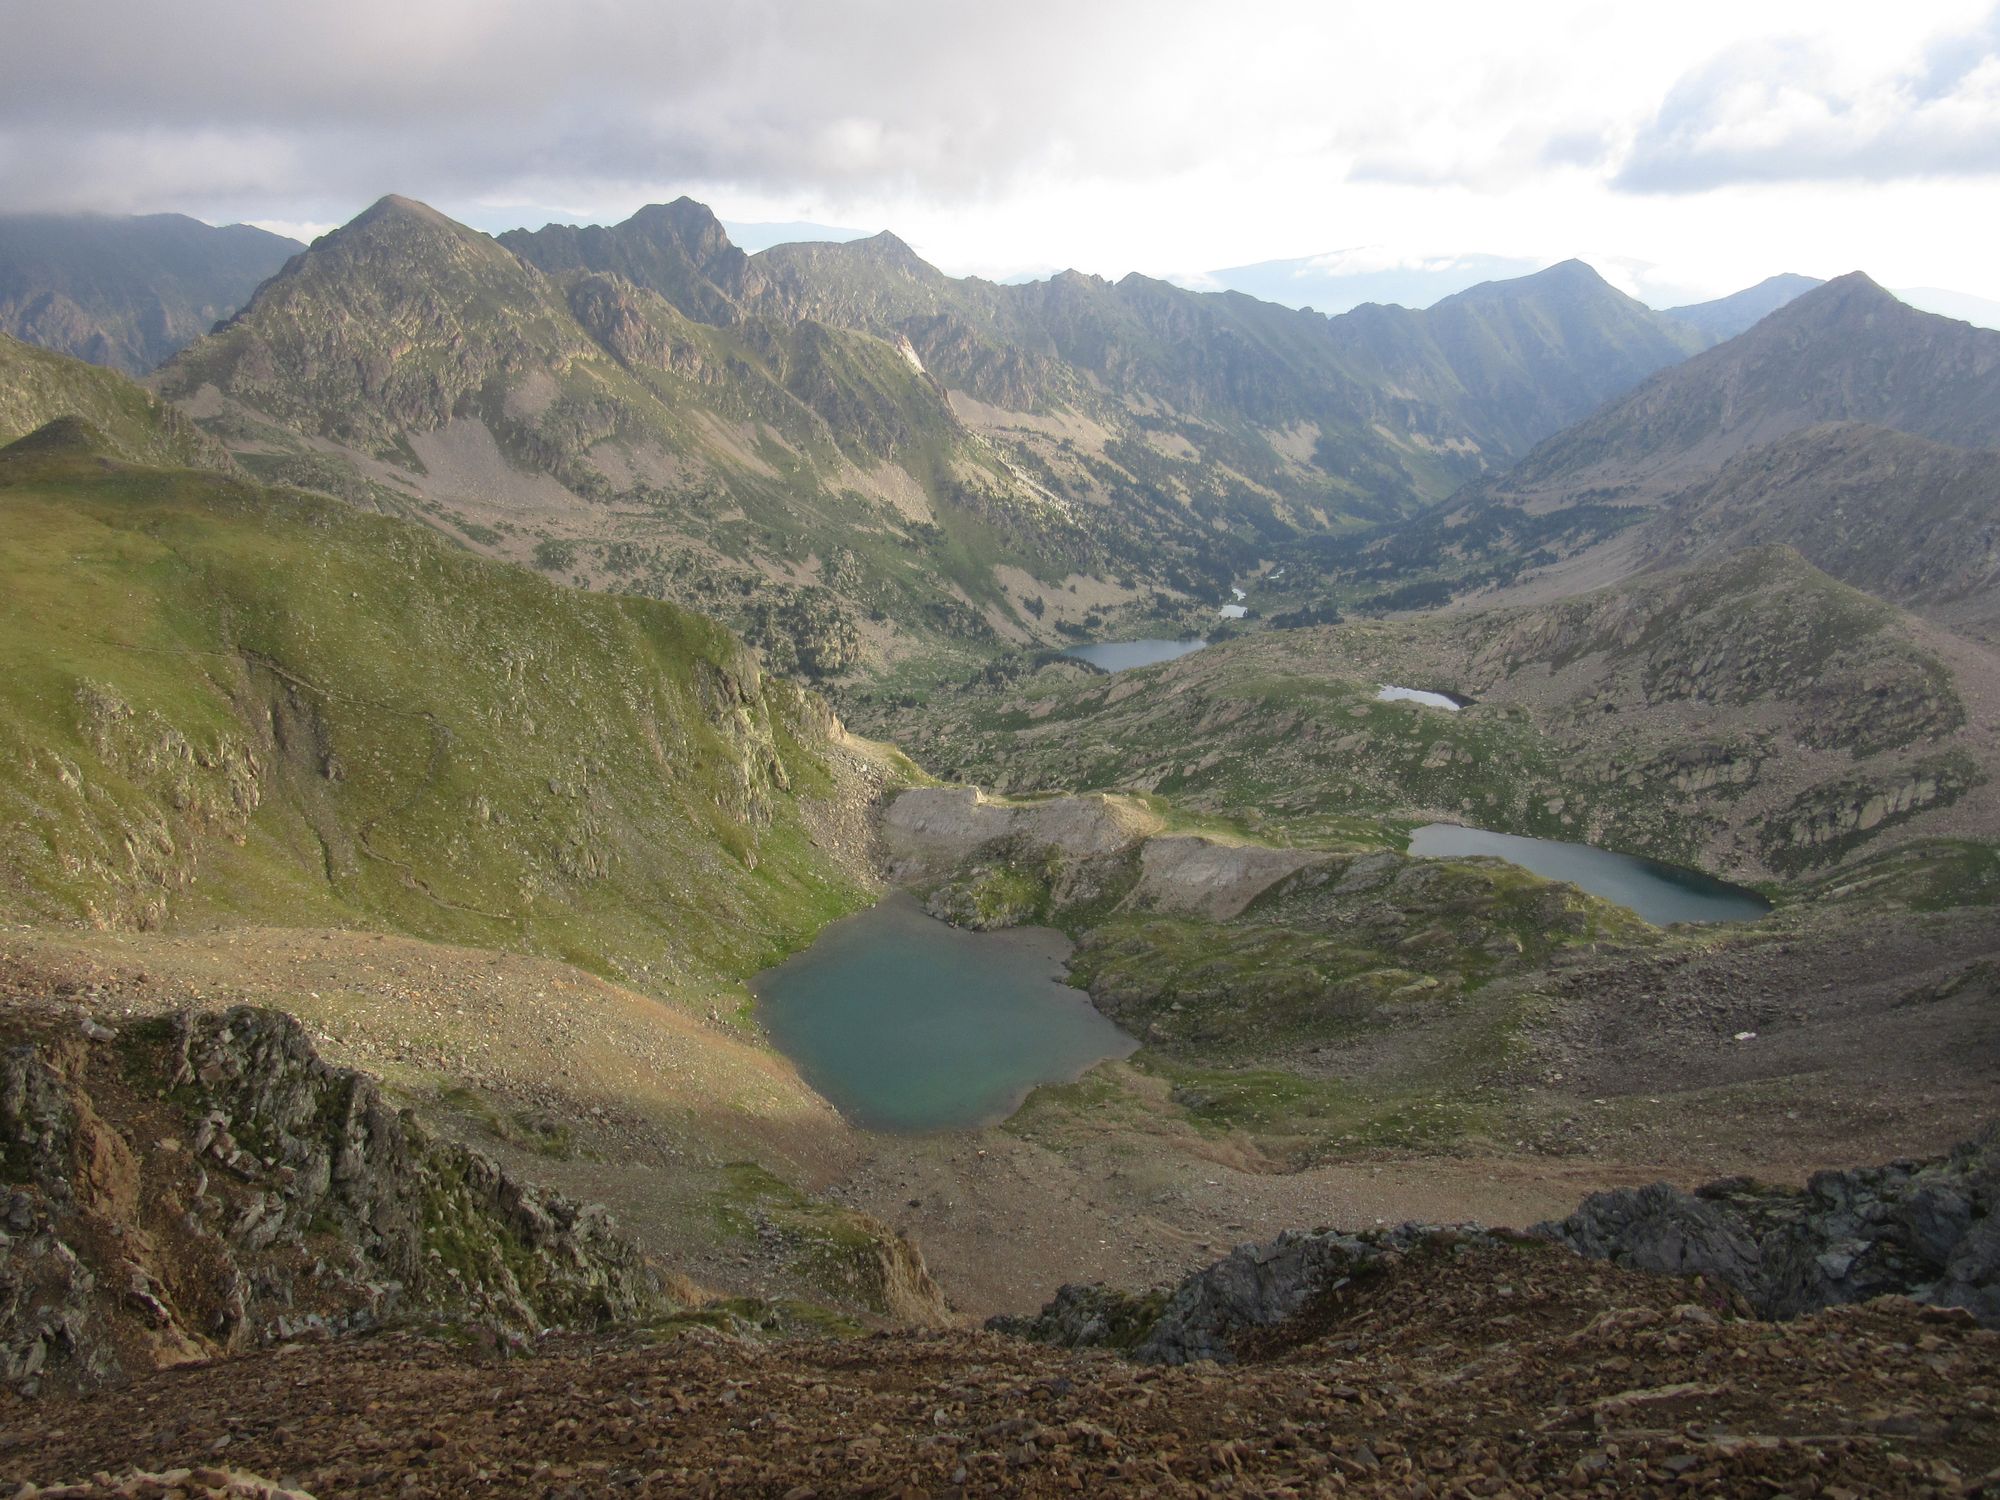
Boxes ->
[2,0,1995,305]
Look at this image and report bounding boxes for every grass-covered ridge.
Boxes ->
[0,332,229,470]
[0,426,886,1002]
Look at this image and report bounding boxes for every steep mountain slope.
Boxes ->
[509,205,1712,540]
[1637,423,2000,634]
[0,212,301,375]
[747,238,1709,514]
[0,414,887,993]
[158,195,597,453]
[1665,272,1822,341]
[1493,273,2000,510]
[1329,259,1708,460]
[153,197,1086,675]
[0,333,230,470]
[1314,274,2000,613]
[153,197,1729,679]
[519,211,1460,535]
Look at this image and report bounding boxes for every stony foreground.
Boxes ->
[5,1241,1997,1498]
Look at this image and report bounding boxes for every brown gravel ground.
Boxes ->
[5,1242,1997,1498]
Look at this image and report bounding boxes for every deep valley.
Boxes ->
[0,175,1996,1497]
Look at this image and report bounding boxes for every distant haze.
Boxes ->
[0,1,1994,304]
[720,220,872,254]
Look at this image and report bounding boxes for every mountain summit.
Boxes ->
[500,198,759,327]
[1495,271,2000,508]
[1325,257,1709,459]
[1667,272,1823,340]
[161,194,594,450]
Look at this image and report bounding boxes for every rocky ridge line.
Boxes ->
[999,1129,1999,1364]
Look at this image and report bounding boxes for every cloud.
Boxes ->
[1617,6,2000,191]
[0,0,1218,220]
[0,0,1991,304]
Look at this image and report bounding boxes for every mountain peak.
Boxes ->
[850,231,936,277]
[1666,273,1826,341]
[625,197,730,242]
[349,194,457,231]
[1815,270,1894,303]
[1770,271,1905,328]
[1437,257,1621,310]
[1521,259,1617,295]
[319,195,488,260]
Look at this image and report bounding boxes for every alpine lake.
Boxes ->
[1407,823,1772,926]
[751,892,1137,1133]
[1061,638,1207,671]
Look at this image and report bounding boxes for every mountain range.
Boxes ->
[1198,249,2000,331]
[0,212,301,376]
[1324,271,2000,631]
[7,197,1995,677]
[99,193,1750,672]
[1,179,1997,1486]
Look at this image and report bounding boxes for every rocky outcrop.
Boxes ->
[1759,754,1978,871]
[1536,1125,2000,1326]
[1001,1130,2000,1374]
[887,789,1338,930]
[1132,836,1332,921]
[882,788,1162,885]
[0,1005,665,1394]
[994,1224,1500,1365]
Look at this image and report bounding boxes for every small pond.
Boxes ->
[751,892,1138,1132]
[1063,637,1207,672]
[1377,685,1465,711]
[1406,823,1771,926]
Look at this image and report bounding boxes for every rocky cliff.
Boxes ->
[1,1001,665,1395]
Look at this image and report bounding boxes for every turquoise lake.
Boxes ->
[1063,637,1207,671]
[1406,824,1771,926]
[752,892,1138,1132]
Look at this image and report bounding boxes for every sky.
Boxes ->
[1,0,1996,307]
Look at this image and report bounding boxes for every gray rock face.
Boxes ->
[995,1224,1498,1365]
[882,787,1163,885]
[0,1006,664,1394]
[1536,1124,2000,1326]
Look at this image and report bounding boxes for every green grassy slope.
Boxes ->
[0,424,882,1002]
[0,333,230,469]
